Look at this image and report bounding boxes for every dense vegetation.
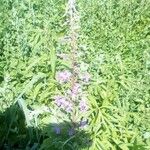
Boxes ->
[0,0,150,149]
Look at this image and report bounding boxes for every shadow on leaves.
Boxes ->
[0,104,92,150]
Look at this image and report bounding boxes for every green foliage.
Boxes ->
[0,0,150,149]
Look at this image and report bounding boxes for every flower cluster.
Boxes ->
[53,0,90,136]
[54,126,61,135]
[79,98,88,112]
[53,119,88,136]
[54,95,72,112]
[67,83,82,99]
[54,68,90,113]
[56,70,72,84]
[53,126,75,136]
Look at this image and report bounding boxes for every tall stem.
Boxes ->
[67,0,79,124]
[68,0,79,86]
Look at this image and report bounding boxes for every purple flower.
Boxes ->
[54,96,66,107]
[79,120,88,127]
[54,95,73,112]
[79,98,88,112]
[66,102,73,112]
[72,83,81,95]
[59,100,72,112]
[56,70,72,84]
[68,128,75,136]
[54,126,61,134]
[67,83,82,99]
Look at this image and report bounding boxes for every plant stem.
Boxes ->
[67,0,79,125]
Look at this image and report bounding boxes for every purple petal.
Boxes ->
[54,126,61,135]
[56,70,72,84]
[54,95,72,112]
[68,128,75,136]
[79,120,88,127]
[72,83,81,94]
[54,96,66,107]
[66,103,73,112]
[79,98,88,112]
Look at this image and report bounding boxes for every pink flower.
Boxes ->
[79,98,88,112]
[72,83,81,95]
[54,126,61,134]
[68,128,75,136]
[66,83,81,99]
[54,95,73,112]
[54,96,66,107]
[56,70,72,84]
[66,102,73,112]
[79,119,88,127]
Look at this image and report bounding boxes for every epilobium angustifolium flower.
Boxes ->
[54,95,72,112]
[53,0,90,136]
[79,98,88,112]
[54,96,66,107]
[68,128,75,136]
[79,119,88,127]
[72,83,81,94]
[54,126,61,135]
[56,70,72,84]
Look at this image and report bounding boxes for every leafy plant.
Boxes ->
[0,0,150,149]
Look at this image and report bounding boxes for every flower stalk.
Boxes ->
[53,0,89,135]
[66,0,80,125]
[67,0,79,87]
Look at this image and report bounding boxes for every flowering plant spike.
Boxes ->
[53,0,90,135]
